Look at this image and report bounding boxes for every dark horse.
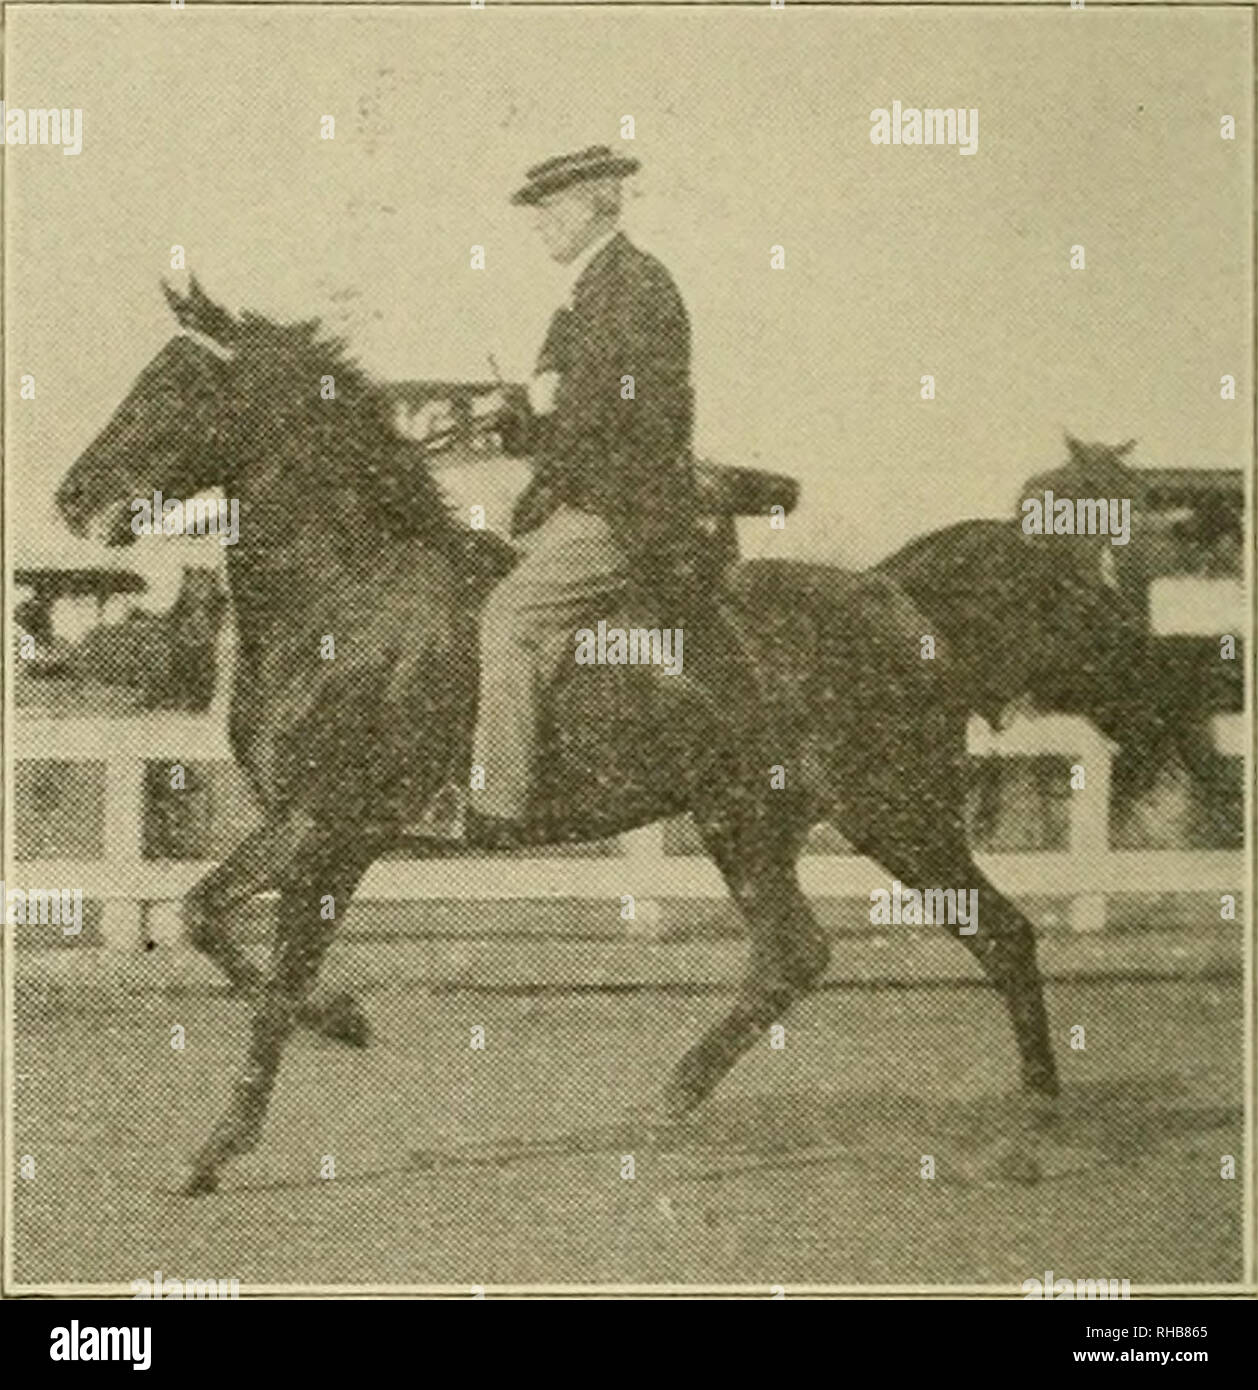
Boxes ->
[56,280,1191,1194]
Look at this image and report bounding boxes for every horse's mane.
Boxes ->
[877,517,1021,578]
[225,308,460,546]
[875,516,1140,631]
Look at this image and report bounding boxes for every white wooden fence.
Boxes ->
[11,574,1245,950]
[12,707,1243,951]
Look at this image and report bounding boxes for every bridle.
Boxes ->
[176,324,236,362]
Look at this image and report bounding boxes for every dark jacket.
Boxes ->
[510,232,698,580]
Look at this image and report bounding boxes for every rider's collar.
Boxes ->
[561,228,619,305]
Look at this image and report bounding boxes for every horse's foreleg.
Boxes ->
[182,811,318,994]
[182,834,375,1195]
[663,813,827,1118]
[183,810,370,1046]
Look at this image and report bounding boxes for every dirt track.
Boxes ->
[11,963,1242,1291]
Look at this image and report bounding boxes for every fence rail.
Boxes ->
[12,708,1244,950]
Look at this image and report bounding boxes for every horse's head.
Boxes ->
[1062,431,1138,480]
[59,279,455,562]
[1016,434,1153,595]
[1003,434,1217,794]
[56,277,238,545]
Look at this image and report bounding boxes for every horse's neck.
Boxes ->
[223,522,470,649]
[219,440,493,674]
[220,516,354,649]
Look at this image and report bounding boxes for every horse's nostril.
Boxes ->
[56,479,91,531]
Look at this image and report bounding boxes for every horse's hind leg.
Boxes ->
[182,832,377,1195]
[852,822,1058,1097]
[947,865,1072,1180]
[845,823,1067,1180]
[961,872,1059,1105]
[182,811,369,1047]
[662,810,828,1118]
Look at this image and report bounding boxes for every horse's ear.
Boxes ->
[1064,432,1086,461]
[161,278,188,321]
[181,276,238,346]
[1115,438,1137,458]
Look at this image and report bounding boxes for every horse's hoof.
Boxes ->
[181,1132,237,1195]
[302,991,372,1048]
[658,1074,707,1126]
[323,992,372,1048]
[981,1136,1042,1186]
[179,1117,254,1196]
[180,1165,220,1197]
[627,1099,699,1153]
[1026,1099,1062,1135]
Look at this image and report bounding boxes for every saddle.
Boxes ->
[686,460,801,587]
[449,460,801,595]
[409,462,801,842]
[693,460,800,520]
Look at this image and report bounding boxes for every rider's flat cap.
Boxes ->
[511,145,640,206]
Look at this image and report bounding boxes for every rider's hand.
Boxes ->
[470,389,510,422]
[395,399,455,443]
[527,370,561,417]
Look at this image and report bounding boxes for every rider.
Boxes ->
[456,145,702,845]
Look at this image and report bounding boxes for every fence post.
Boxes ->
[1068,724,1112,933]
[621,822,667,937]
[100,755,145,950]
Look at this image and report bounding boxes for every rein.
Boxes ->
[177,325,236,362]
